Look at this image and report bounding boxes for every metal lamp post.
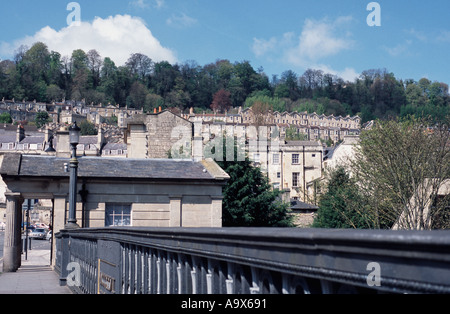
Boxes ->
[65,121,81,229]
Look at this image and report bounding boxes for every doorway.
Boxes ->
[21,198,53,267]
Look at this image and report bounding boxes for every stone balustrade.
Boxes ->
[55,227,450,294]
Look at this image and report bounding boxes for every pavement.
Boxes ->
[0,247,73,294]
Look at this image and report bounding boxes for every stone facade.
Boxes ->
[125,110,324,202]
[266,141,323,201]
[0,154,228,231]
[126,111,193,159]
[183,107,361,143]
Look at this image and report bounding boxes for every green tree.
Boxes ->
[71,49,89,76]
[285,125,308,141]
[126,53,153,83]
[127,81,148,109]
[313,167,374,229]
[35,111,50,129]
[17,42,51,100]
[46,84,65,102]
[144,93,164,113]
[70,49,91,100]
[352,117,450,230]
[48,51,63,86]
[98,57,118,104]
[87,49,103,89]
[216,137,293,227]
[79,120,98,135]
[0,112,12,124]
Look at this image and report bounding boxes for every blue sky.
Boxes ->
[0,0,449,83]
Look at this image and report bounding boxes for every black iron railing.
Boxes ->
[55,227,450,294]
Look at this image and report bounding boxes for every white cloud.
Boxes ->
[314,64,359,82]
[383,40,413,57]
[285,17,355,67]
[252,37,277,57]
[131,0,150,9]
[130,0,164,9]
[252,16,357,81]
[0,14,177,65]
[408,28,428,42]
[437,30,450,43]
[154,0,165,9]
[166,13,198,28]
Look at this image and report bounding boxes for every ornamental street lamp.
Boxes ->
[65,121,81,229]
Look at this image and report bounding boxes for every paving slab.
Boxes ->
[0,249,72,294]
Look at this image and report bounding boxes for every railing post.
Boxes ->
[58,230,71,286]
[250,267,260,294]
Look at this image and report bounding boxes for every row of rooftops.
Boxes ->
[182,107,361,131]
[0,98,142,115]
[0,97,361,133]
[183,107,361,121]
[0,124,127,157]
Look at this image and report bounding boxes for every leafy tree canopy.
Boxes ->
[0,44,448,123]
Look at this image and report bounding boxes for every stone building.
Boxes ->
[0,153,229,272]
[323,135,360,172]
[125,110,324,202]
[125,110,193,159]
[186,107,361,143]
[265,141,323,201]
[0,154,228,229]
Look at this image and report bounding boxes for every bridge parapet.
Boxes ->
[55,227,450,294]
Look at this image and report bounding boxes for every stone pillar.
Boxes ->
[56,128,70,158]
[193,121,203,161]
[51,194,67,266]
[53,194,67,233]
[169,196,182,227]
[210,196,223,228]
[3,193,23,272]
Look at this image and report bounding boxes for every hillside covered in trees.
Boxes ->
[0,42,449,123]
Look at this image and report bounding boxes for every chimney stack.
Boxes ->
[44,127,53,143]
[97,127,105,149]
[16,125,25,143]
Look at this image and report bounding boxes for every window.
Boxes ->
[105,204,131,227]
[292,173,300,187]
[273,153,280,165]
[277,172,281,178]
[292,154,299,164]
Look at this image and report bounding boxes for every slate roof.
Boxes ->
[103,142,126,149]
[19,136,44,144]
[285,141,322,147]
[0,154,229,182]
[289,200,319,211]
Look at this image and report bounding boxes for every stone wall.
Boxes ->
[147,111,193,159]
[80,180,223,228]
[126,111,193,159]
